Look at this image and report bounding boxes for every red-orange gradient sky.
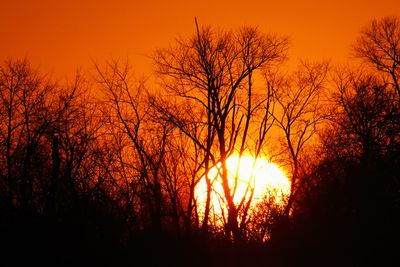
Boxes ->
[1,0,399,78]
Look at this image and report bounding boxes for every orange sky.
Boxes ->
[1,0,399,78]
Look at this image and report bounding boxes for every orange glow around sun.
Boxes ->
[195,154,290,225]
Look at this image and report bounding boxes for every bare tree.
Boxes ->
[354,16,400,97]
[152,22,289,241]
[51,74,119,216]
[329,66,399,164]
[0,58,58,214]
[270,61,329,217]
[320,66,400,247]
[95,59,177,233]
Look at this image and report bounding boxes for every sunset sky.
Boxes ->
[1,0,399,78]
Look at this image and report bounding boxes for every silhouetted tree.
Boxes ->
[354,16,400,97]
[328,67,399,162]
[269,61,329,218]
[153,22,289,241]
[95,59,177,234]
[0,58,57,217]
[293,66,400,265]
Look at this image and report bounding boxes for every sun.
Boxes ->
[195,154,290,224]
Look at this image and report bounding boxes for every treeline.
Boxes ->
[1,17,400,266]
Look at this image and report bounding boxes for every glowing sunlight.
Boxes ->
[195,155,291,224]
